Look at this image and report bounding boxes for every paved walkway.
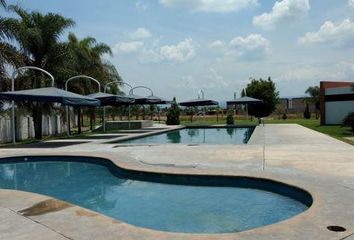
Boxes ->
[0,124,353,240]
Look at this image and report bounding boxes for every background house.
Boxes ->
[320,81,354,125]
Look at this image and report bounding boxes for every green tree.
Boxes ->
[0,2,23,84]
[305,86,320,119]
[226,109,234,125]
[66,33,121,134]
[166,98,180,125]
[303,103,311,119]
[343,112,354,134]
[245,77,279,118]
[8,6,75,139]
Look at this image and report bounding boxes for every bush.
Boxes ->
[226,110,234,125]
[303,103,311,119]
[282,113,287,120]
[343,112,354,134]
[166,98,180,125]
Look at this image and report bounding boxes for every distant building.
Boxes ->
[320,81,354,125]
[278,96,313,114]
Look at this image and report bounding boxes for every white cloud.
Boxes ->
[208,40,225,49]
[253,0,310,30]
[130,27,152,39]
[158,38,196,62]
[136,1,148,11]
[349,0,354,8]
[112,41,144,54]
[160,0,258,13]
[205,68,229,87]
[279,61,354,83]
[178,75,197,88]
[228,34,270,60]
[298,19,354,47]
[113,38,196,63]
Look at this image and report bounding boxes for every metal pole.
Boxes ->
[11,66,55,144]
[65,75,101,135]
[11,101,15,144]
[128,105,131,129]
[105,81,133,131]
[66,106,70,136]
[103,106,106,132]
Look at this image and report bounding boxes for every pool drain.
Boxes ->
[327,226,346,232]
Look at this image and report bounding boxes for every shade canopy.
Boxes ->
[124,94,172,105]
[87,92,135,106]
[0,87,100,107]
[226,96,262,105]
[179,98,218,107]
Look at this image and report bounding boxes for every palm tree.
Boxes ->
[305,86,320,119]
[8,6,75,139]
[66,33,122,133]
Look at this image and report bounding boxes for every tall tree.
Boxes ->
[8,6,74,139]
[66,33,122,133]
[245,77,279,118]
[305,86,320,119]
[0,2,23,83]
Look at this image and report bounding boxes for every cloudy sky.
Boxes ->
[3,0,354,100]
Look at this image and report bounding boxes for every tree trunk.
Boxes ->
[33,106,43,140]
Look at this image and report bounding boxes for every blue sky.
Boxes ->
[3,0,354,100]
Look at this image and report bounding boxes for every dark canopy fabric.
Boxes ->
[87,92,135,106]
[179,98,218,107]
[0,87,100,107]
[123,94,172,105]
[226,96,262,105]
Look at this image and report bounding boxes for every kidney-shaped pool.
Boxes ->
[0,156,312,233]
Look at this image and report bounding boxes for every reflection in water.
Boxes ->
[123,127,254,144]
[187,129,199,138]
[226,128,235,138]
[166,131,181,143]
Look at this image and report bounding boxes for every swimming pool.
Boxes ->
[0,156,312,233]
[116,127,254,144]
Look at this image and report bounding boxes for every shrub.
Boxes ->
[226,110,234,125]
[303,103,311,119]
[282,113,287,120]
[166,98,180,125]
[343,112,354,134]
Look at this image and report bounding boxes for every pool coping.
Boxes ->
[0,150,353,240]
[0,124,353,240]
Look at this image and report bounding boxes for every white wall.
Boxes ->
[0,115,65,143]
[325,101,354,124]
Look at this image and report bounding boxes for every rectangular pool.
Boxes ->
[117,127,254,144]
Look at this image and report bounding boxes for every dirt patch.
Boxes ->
[19,199,72,216]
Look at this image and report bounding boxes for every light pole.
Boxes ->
[11,66,54,144]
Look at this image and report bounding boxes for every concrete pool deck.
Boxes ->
[0,124,353,239]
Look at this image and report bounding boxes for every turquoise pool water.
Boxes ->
[118,127,254,144]
[0,157,311,233]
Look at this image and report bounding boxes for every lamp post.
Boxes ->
[11,66,54,144]
[64,75,101,136]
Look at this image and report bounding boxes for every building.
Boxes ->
[320,81,354,125]
[278,96,314,114]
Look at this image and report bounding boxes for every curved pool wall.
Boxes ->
[0,156,313,233]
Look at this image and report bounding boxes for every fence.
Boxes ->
[0,115,66,143]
